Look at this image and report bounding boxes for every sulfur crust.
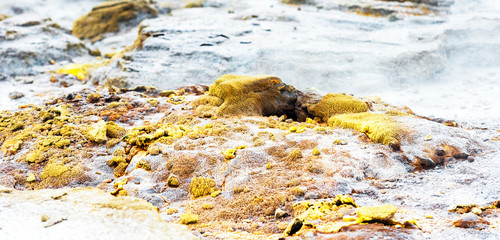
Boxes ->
[189,177,216,198]
[308,93,368,122]
[356,204,398,223]
[208,75,282,116]
[328,112,402,148]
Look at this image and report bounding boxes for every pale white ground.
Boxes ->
[0,187,197,240]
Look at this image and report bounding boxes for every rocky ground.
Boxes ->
[0,0,499,239]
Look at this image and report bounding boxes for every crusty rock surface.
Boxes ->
[72,0,158,41]
[0,186,197,240]
[192,74,299,117]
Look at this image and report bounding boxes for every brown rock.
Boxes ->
[453,213,490,229]
[72,0,158,41]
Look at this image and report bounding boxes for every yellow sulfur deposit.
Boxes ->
[193,74,296,117]
[356,204,398,223]
[57,62,107,80]
[288,149,303,161]
[167,175,180,187]
[110,178,128,196]
[87,120,108,143]
[223,148,237,159]
[189,177,216,198]
[87,120,125,143]
[211,190,221,197]
[41,162,69,179]
[328,112,402,150]
[185,0,203,8]
[202,203,214,210]
[312,148,321,156]
[281,0,306,4]
[180,212,199,224]
[26,172,36,182]
[308,93,368,122]
[57,63,87,80]
[292,195,357,222]
[166,208,178,215]
[334,194,357,207]
[283,217,305,237]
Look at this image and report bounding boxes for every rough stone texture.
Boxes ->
[91,0,453,92]
[72,0,158,41]
[0,187,197,239]
[0,15,88,77]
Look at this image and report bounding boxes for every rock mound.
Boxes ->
[307,93,368,122]
[72,0,158,41]
[193,74,299,118]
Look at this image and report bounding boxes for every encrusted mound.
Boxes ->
[72,0,158,41]
[307,93,368,122]
[193,74,299,118]
[328,112,403,150]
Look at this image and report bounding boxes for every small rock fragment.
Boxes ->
[87,93,101,103]
[223,148,236,159]
[471,207,482,215]
[453,213,490,229]
[26,173,36,182]
[333,139,348,145]
[41,214,50,222]
[416,157,436,169]
[9,92,24,99]
[275,208,289,219]
[356,204,398,223]
[453,153,469,159]
[211,190,221,197]
[180,212,199,225]
[167,176,180,188]
[283,217,304,236]
[148,145,160,155]
[166,208,178,215]
[312,148,320,156]
[424,134,432,141]
[159,90,176,97]
[266,162,272,169]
